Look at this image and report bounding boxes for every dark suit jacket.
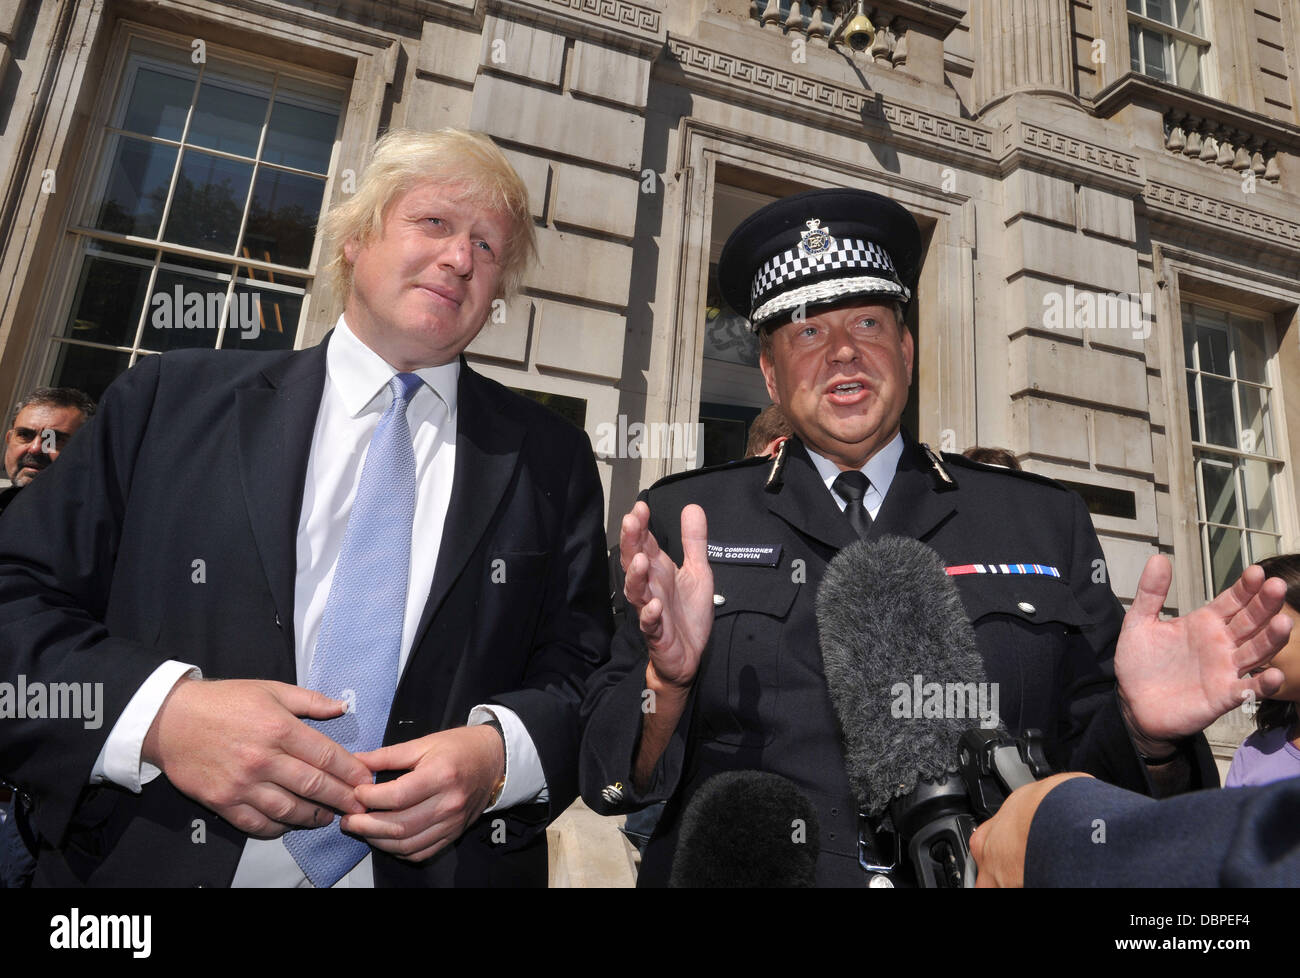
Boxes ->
[1027,776,1300,886]
[580,434,1214,886]
[0,338,611,886]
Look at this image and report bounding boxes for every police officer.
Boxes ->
[579,187,1292,886]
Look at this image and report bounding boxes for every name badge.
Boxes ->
[707,542,783,567]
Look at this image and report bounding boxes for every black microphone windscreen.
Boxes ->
[669,770,820,887]
[816,535,995,817]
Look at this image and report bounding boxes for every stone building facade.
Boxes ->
[1,0,1298,780]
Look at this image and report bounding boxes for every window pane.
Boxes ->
[92,136,177,238]
[144,267,229,352]
[49,343,133,404]
[1247,532,1280,564]
[1127,0,1141,12]
[1232,318,1269,384]
[1186,370,1201,440]
[1193,304,1228,327]
[1174,0,1201,34]
[1142,30,1167,81]
[1240,458,1277,534]
[1200,375,1237,447]
[1237,384,1274,457]
[119,63,197,141]
[1206,524,1243,597]
[1173,39,1201,92]
[240,169,326,268]
[1197,323,1230,375]
[1146,0,1171,25]
[186,62,272,158]
[62,248,154,348]
[262,81,341,173]
[225,279,303,351]
[1182,320,1195,368]
[1129,24,1143,72]
[1200,456,1238,526]
[162,150,253,253]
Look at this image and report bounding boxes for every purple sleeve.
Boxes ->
[1223,743,1253,788]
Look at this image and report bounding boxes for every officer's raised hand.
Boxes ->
[1116,555,1292,756]
[620,501,714,688]
[620,501,714,790]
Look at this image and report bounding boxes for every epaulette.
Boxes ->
[646,452,770,492]
[918,442,955,489]
[941,451,1072,492]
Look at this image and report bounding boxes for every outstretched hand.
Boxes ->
[620,501,714,690]
[1116,556,1291,752]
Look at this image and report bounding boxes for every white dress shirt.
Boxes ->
[805,431,904,521]
[91,316,546,887]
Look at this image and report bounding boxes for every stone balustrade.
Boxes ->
[1164,111,1281,183]
[753,1,908,69]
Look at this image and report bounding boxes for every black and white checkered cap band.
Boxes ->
[750,238,902,310]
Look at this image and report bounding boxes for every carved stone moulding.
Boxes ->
[665,36,992,156]
[1143,181,1300,250]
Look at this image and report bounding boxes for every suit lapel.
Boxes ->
[767,438,859,552]
[412,361,525,644]
[234,342,328,659]
[868,431,958,543]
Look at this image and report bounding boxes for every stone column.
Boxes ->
[971,0,1077,113]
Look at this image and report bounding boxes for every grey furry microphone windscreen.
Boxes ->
[815,534,996,817]
[669,770,820,887]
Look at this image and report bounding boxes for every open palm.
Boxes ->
[620,501,714,689]
[1116,556,1291,746]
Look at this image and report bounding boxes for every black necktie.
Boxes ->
[832,470,873,539]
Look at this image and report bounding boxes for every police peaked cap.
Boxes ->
[718,187,922,330]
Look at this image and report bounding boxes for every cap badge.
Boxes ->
[798,218,832,260]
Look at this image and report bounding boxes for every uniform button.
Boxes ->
[1017,601,1036,615]
[830,807,839,816]
[602,783,624,805]
[274,613,282,628]
[713,594,725,606]
[828,832,835,841]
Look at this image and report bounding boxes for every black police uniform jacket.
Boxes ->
[580,431,1215,886]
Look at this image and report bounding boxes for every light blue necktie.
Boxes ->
[285,372,423,887]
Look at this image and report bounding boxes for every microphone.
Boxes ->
[669,770,820,887]
[816,535,999,887]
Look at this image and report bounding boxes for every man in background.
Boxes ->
[745,403,793,459]
[0,386,95,886]
[0,387,95,515]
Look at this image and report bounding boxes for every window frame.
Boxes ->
[1182,300,1286,596]
[26,21,350,396]
[1177,294,1293,600]
[1126,0,1212,94]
